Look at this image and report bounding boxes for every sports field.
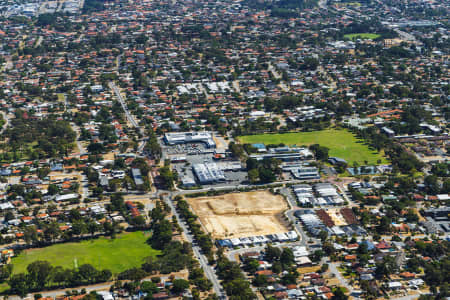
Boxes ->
[238,129,387,165]
[11,231,160,274]
[344,33,380,40]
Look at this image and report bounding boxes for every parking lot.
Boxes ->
[162,140,248,188]
[162,141,215,156]
[171,152,248,188]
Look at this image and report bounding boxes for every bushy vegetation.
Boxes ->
[1,110,75,160]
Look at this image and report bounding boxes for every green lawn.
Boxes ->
[12,232,160,274]
[344,33,380,40]
[57,93,65,102]
[238,129,388,165]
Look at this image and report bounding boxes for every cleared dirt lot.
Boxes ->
[188,191,289,239]
[328,209,348,226]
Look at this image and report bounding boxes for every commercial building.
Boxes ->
[164,131,216,148]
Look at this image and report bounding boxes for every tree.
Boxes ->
[272,261,282,274]
[309,144,329,161]
[253,274,268,286]
[87,142,105,154]
[248,168,259,183]
[47,184,59,195]
[131,216,146,227]
[332,287,348,300]
[87,220,100,236]
[71,220,87,237]
[223,278,256,299]
[9,273,29,297]
[259,167,276,183]
[159,166,175,189]
[118,267,147,281]
[50,266,68,287]
[172,279,189,294]
[280,248,295,268]
[375,256,397,280]
[149,219,172,250]
[424,175,440,195]
[244,259,260,273]
[265,245,281,261]
[376,216,391,234]
[23,226,39,245]
[140,281,158,294]
[0,265,12,282]
[310,250,324,262]
[27,261,53,289]
[78,264,98,283]
[319,230,328,242]
[323,242,336,256]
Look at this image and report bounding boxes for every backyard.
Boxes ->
[238,129,388,165]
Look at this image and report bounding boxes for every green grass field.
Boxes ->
[238,129,388,165]
[11,232,160,274]
[344,33,381,40]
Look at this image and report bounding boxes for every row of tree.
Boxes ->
[176,198,214,257]
[9,261,111,297]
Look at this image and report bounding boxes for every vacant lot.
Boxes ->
[238,129,387,165]
[328,209,348,226]
[344,33,381,40]
[188,191,289,239]
[12,232,160,274]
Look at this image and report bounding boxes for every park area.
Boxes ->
[187,190,289,239]
[238,129,388,165]
[344,33,380,40]
[11,231,160,274]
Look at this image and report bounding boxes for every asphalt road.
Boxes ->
[109,81,142,133]
[329,262,353,292]
[162,194,226,299]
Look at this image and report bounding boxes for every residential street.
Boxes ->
[163,194,226,299]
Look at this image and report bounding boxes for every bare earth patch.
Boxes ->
[188,191,289,239]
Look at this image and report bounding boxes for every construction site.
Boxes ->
[187,190,290,239]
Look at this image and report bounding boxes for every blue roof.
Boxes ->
[217,239,233,247]
[252,143,266,149]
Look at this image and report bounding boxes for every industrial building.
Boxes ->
[164,131,216,148]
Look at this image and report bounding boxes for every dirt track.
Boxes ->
[188,191,289,239]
